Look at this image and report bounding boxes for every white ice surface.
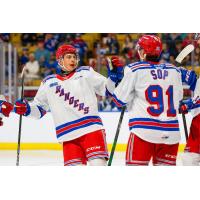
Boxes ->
[0,151,184,166]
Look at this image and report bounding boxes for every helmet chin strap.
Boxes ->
[58,59,78,75]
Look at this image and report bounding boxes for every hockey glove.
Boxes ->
[179,98,195,114]
[14,99,31,116]
[180,67,197,91]
[106,56,124,84]
[0,100,14,117]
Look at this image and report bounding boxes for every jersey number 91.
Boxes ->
[145,85,176,117]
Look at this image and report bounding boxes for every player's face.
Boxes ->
[60,53,78,72]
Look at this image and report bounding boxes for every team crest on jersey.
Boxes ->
[49,82,58,88]
[55,85,89,114]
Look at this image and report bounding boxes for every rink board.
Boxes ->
[0,112,193,151]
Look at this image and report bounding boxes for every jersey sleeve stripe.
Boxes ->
[105,87,113,97]
[112,94,126,107]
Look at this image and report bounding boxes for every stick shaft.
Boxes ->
[108,106,126,166]
[182,113,188,141]
[16,74,24,166]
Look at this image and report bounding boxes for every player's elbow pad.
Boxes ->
[182,69,197,91]
[188,71,197,91]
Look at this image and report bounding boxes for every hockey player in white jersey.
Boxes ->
[179,77,200,165]
[13,44,124,166]
[0,95,13,126]
[109,35,197,166]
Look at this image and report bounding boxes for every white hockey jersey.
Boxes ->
[25,66,115,142]
[191,77,200,117]
[112,61,184,144]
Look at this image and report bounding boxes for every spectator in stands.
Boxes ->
[163,33,182,57]
[21,33,37,46]
[169,55,176,65]
[182,33,198,48]
[24,53,40,83]
[193,54,200,66]
[121,34,136,64]
[0,33,10,42]
[72,33,88,65]
[99,41,109,56]
[175,41,183,58]
[181,54,191,66]
[36,33,45,42]
[19,47,29,66]
[160,42,170,62]
[44,33,59,52]
[106,33,120,55]
[34,41,50,66]
[43,53,58,77]
[195,47,200,56]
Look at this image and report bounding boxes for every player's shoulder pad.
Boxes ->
[42,74,57,83]
[76,66,91,72]
[164,63,181,73]
[127,61,151,72]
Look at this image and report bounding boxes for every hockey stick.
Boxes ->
[181,113,188,141]
[106,57,126,166]
[175,44,194,64]
[175,34,199,141]
[16,66,26,166]
[108,106,126,166]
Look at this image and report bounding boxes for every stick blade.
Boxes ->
[175,44,194,63]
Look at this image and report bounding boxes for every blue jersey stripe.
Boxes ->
[105,87,112,97]
[130,125,179,131]
[56,115,101,130]
[112,94,126,107]
[57,122,103,138]
[76,66,90,72]
[132,67,153,72]
[129,118,178,124]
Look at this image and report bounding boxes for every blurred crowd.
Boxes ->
[0,33,200,111]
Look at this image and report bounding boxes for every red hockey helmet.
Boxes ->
[56,44,78,61]
[136,35,162,57]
